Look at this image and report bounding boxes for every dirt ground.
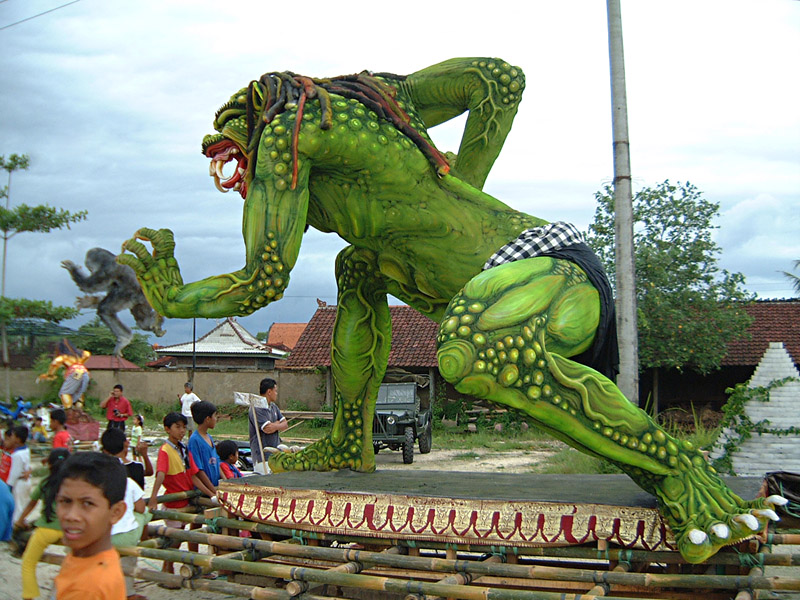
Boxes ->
[0,443,558,600]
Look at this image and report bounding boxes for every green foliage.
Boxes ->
[0,203,87,237]
[587,180,754,375]
[32,353,63,402]
[0,297,79,325]
[712,377,800,475]
[782,259,800,296]
[284,398,310,411]
[71,317,156,366]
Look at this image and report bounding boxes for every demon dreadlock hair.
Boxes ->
[233,71,450,190]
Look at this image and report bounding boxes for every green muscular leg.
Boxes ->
[437,258,785,563]
[270,246,389,473]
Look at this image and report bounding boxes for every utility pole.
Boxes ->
[606,0,640,404]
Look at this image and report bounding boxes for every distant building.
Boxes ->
[85,355,140,370]
[149,317,288,370]
[281,302,439,405]
[642,299,800,411]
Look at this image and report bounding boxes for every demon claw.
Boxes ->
[734,513,760,531]
[766,494,789,506]
[710,523,730,539]
[753,508,780,521]
[688,529,708,545]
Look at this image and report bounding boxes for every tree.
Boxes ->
[782,260,800,297]
[71,317,156,366]
[587,180,754,409]
[1,153,88,398]
[0,297,80,359]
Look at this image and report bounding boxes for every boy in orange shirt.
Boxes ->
[53,451,128,599]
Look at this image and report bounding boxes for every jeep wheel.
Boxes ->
[373,443,380,455]
[402,426,414,464]
[418,423,432,454]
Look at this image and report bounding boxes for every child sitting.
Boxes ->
[216,440,244,479]
[49,409,73,453]
[53,452,128,599]
[148,412,215,575]
[30,417,49,444]
[16,448,70,600]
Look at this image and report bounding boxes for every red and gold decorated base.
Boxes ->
[218,471,762,551]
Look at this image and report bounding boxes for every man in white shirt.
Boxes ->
[180,382,201,432]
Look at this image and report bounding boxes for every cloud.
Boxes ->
[2,0,798,345]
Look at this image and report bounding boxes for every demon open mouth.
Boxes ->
[206,139,248,198]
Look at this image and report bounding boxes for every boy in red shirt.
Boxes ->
[50,408,73,452]
[147,412,215,574]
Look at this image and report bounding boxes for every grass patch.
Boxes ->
[533,447,622,475]
[452,451,480,461]
[432,424,550,451]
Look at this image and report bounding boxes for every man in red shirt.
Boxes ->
[99,384,132,432]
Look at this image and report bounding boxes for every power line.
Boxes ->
[0,0,80,31]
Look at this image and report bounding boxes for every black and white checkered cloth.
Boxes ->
[483,221,585,270]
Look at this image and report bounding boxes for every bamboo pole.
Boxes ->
[124,542,681,600]
[153,510,800,566]
[111,544,596,600]
[152,509,800,568]
[415,554,502,600]
[149,513,800,568]
[39,552,346,600]
[146,525,800,592]
[287,545,403,597]
[156,489,202,504]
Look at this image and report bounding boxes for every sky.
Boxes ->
[1,0,798,348]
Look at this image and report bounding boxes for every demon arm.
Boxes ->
[401,57,525,190]
[119,165,311,319]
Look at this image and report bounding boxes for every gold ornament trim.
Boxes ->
[218,481,673,550]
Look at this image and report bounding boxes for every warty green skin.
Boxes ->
[120,58,778,564]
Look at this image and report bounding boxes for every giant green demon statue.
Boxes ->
[120,58,785,563]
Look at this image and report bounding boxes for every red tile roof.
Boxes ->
[282,300,800,370]
[145,355,176,368]
[722,300,800,366]
[283,305,439,369]
[85,355,140,370]
[267,323,307,350]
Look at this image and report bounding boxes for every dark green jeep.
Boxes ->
[372,382,432,464]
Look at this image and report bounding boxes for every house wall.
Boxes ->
[639,366,755,413]
[167,356,276,370]
[6,368,326,411]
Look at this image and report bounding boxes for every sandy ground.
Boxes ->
[0,443,558,600]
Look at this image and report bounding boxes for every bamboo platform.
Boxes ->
[102,472,800,599]
[217,472,763,553]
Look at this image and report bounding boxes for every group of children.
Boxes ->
[0,396,246,599]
